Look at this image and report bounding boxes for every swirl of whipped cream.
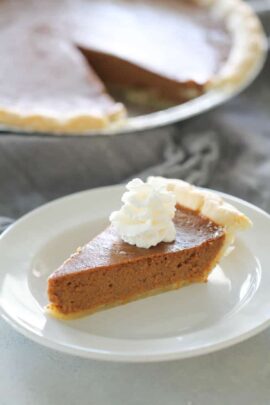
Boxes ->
[109,178,176,249]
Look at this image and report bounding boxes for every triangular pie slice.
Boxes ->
[47,177,252,319]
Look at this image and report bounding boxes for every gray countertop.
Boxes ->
[2,317,270,405]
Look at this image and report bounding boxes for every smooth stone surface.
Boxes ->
[1,317,270,405]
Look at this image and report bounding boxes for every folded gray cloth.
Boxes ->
[0,6,269,219]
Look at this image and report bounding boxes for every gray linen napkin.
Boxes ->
[0,4,269,222]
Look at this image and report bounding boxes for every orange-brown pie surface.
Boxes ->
[47,205,226,318]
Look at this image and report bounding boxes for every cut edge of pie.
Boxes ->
[47,280,201,320]
[47,233,226,320]
[46,177,252,319]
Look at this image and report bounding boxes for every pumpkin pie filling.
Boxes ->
[47,177,252,319]
[48,205,226,317]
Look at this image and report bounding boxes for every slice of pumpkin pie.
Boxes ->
[47,177,252,319]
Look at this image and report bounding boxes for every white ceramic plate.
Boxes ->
[0,185,270,362]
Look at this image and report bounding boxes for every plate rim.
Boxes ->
[1,184,270,362]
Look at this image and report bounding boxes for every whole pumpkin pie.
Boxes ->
[47,177,252,318]
[0,0,265,133]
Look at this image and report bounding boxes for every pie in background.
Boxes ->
[0,0,265,133]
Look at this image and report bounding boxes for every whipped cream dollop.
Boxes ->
[109,178,176,249]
